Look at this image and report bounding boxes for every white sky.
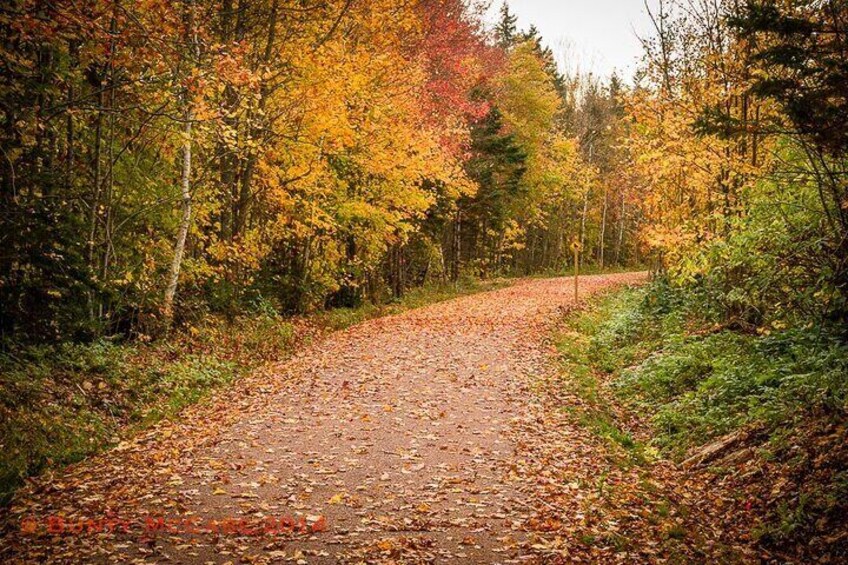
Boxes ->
[486,0,660,82]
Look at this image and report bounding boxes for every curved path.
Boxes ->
[3,274,654,564]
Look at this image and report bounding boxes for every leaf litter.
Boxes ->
[0,273,756,563]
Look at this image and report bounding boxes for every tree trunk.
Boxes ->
[598,187,607,269]
[163,112,193,323]
[163,0,196,325]
[615,193,626,265]
[579,186,589,265]
[87,87,104,323]
[233,0,277,239]
[451,210,461,282]
[101,12,118,322]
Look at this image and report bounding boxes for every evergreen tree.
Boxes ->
[731,0,848,156]
[521,24,565,95]
[730,0,848,321]
[495,2,518,48]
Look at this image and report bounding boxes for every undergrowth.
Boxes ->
[571,281,848,458]
[558,278,848,555]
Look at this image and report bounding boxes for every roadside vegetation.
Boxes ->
[558,281,848,559]
[551,1,848,558]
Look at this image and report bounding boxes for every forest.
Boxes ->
[1,0,847,562]
[1,0,636,341]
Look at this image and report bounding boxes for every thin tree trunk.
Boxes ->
[164,0,196,324]
[87,89,104,323]
[65,41,78,191]
[451,210,461,282]
[233,0,277,238]
[164,112,193,323]
[615,193,626,265]
[598,188,607,269]
[579,186,589,265]
[101,11,118,322]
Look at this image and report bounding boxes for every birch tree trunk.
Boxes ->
[163,0,196,325]
[163,113,192,323]
[598,187,607,269]
[615,192,626,265]
[579,186,589,265]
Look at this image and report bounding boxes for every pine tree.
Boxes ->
[521,24,564,95]
[731,0,848,156]
[495,1,518,48]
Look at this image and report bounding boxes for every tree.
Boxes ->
[163,0,200,325]
[731,0,848,321]
[495,1,518,48]
[0,0,642,342]
[732,1,848,157]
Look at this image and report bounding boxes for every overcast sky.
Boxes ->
[486,0,660,82]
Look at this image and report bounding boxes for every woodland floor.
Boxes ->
[0,273,760,564]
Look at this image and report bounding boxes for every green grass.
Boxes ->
[558,279,848,552]
[555,289,652,466]
[0,278,508,506]
[562,280,848,457]
[0,323,270,507]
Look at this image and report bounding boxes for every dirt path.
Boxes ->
[2,273,667,564]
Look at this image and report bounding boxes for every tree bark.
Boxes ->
[451,209,461,282]
[579,186,589,265]
[163,112,193,323]
[598,187,607,269]
[163,0,196,324]
[615,193,626,265]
